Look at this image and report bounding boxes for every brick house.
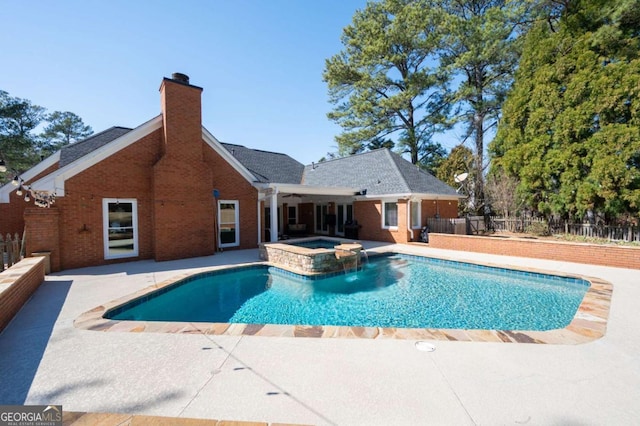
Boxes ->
[0,73,460,272]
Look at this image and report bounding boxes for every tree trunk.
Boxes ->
[474,113,484,214]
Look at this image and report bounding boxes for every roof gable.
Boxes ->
[30,116,163,196]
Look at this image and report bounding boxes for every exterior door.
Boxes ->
[336,204,353,236]
[218,200,239,248]
[103,198,138,259]
[315,204,329,234]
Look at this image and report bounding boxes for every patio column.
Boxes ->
[270,190,278,242]
[257,199,262,244]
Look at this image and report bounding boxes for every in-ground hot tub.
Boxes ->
[259,237,363,275]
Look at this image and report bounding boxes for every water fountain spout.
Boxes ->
[361,248,369,266]
[334,243,362,277]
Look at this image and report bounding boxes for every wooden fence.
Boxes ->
[490,217,640,243]
[425,216,639,243]
[1,233,22,271]
[491,217,544,233]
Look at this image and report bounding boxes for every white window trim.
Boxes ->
[382,199,399,230]
[411,200,422,229]
[103,198,139,260]
[218,200,240,248]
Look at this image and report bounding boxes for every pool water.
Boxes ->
[105,254,589,331]
[287,239,340,249]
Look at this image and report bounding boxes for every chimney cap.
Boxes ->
[171,72,190,84]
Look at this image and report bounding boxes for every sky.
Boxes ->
[1,0,463,165]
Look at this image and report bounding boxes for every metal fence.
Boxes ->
[1,233,22,271]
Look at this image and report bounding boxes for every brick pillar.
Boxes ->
[24,207,61,272]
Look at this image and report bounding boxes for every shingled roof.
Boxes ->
[59,126,133,167]
[221,143,304,184]
[53,126,453,195]
[302,148,458,196]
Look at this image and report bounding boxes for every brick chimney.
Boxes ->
[159,73,204,160]
[153,73,215,261]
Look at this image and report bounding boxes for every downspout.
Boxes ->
[407,199,414,242]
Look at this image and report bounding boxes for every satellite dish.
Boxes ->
[454,172,468,183]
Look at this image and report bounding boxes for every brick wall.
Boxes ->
[0,256,45,332]
[154,78,215,260]
[428,233,640,270]
[0,162,60,235]
[56,129,162,270]
[355,199,410,243]
[354,198,458,243]
[205,148,258,250]
[24,207,60,272]
[153,152,215,261]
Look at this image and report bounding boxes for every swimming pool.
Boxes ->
[105,254,589,331]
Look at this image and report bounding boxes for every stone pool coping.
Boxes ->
[74,252,612,344]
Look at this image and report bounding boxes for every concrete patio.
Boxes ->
[1,243,639,425]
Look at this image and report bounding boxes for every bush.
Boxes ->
[526,221,551,237]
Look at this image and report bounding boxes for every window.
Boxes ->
[383,201,398,228]
[288,206,297,225]
[219,200,239,248]
[103,198,138,259]
[411,200,421,228]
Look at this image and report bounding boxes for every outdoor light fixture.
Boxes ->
[2,160,56,207]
